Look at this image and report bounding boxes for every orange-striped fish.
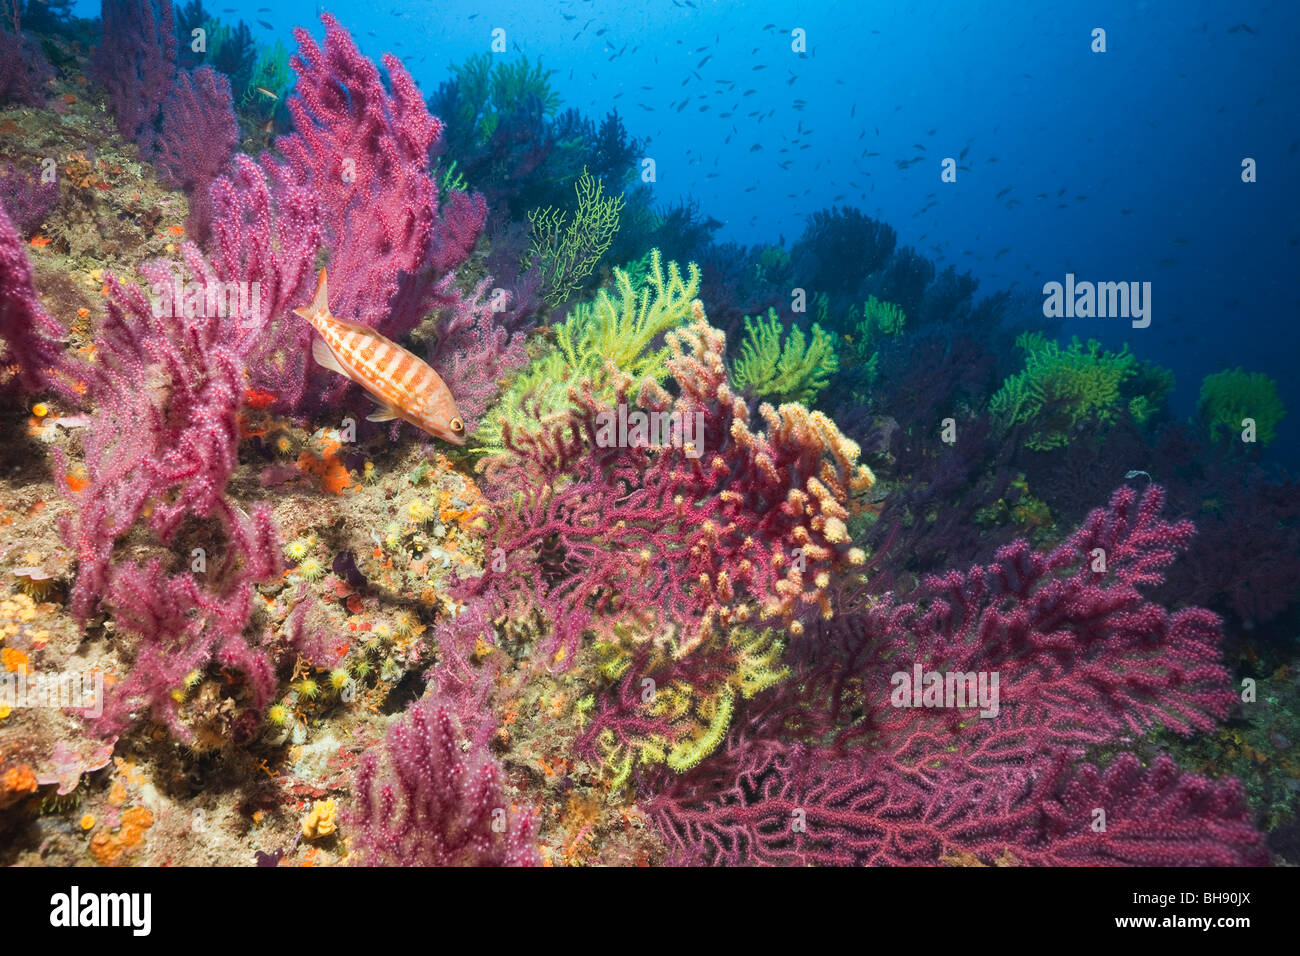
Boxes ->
[292,268,466,444]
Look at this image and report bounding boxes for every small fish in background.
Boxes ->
[294,269,466,445]
[257,19,273,30]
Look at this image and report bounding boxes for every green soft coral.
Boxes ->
[857,294,907,341]
[730,308,839,406]
[525,168,625,307]
[445,53,559,144]
[474,250,700,456]
[990,333,1137,450]
[1198,368,1286,446]
[845,295,907,396]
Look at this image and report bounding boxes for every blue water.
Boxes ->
[71,0,1300,456]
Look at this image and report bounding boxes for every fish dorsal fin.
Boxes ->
[311,336,347,375]
[366,405,399,423]
[293,268,331,323]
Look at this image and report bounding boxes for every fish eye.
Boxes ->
[450,418,463,433]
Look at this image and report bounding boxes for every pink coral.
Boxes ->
[426,276,529,430]
[0,203,76,398]
[649,740,1263,866]
[57,252,283,737]
[93,0,177,147]
[348,695,538,866]
[149,66,239,243]
[0,162,59,236]
[203,14,495,417]
[0,28,53,107]
[205,155,322,410]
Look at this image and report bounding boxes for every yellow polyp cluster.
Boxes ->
[301,799,337,839]
[284,537,314,562]
[392,609,419,637]
[296,557,326,582]
[12,568,55,602]
[646,683,693,723]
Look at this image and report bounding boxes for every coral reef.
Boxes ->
[473,306,874,665]
[0,2,1289,873]
[201,13,493,417]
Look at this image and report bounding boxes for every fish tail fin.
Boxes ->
[293,268,330,323]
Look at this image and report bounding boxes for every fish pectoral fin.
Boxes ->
[365,405,400,423]
[311,337,347,375]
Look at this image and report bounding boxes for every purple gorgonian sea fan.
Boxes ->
[55,253,282,738]
[466,302,876,668]
[644,484,1265,866]
[0,203,77,398]
[201,13,512,420]
[92,0,177,147]
[348,695,538,866]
